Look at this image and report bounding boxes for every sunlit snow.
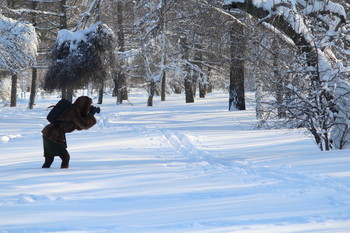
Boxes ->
[1,91,349,232]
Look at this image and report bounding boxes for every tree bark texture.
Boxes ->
[194,43,206,98]
[206,68,213,93]
[114,72,128,104]
[10,74,17,107]
[59,0,67,30]
[161,70,167,101]
[272,40,286,118]
[28,68,37,109]
[114,0,128,104]
[229,21,246,111]
[59,0,73,101]
[98,83,104,104]
[147,80,155,107]
[160,0,167,101]
[61,84,73,102]
[180,36,194,103]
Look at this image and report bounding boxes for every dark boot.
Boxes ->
[42,157,54,168]
[60,153,70,169]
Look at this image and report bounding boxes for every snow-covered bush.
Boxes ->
[44,22,116,91]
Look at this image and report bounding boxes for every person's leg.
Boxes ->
[59,153,70,169]
[42,156,54,168]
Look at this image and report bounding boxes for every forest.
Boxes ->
[0,0,349,151]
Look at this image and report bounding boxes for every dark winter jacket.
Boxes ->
[42,96,97,146]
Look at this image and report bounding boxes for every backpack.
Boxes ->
[46,99,72,124]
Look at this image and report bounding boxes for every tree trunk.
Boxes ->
[112,77,117,97]
[199,77,207,98]
[161,70,167,101]
[28,1,38,110]
[114,0,128,104]
[114,71,128,104]
[250,23,263,120]
[62,85,67,100]
[67,85,73,102]
[95,0,103,105]
[98,83,104,104]
[121,82,128,101]
[229,21,246,111]
[59,0,67,30]
[28,68,37,109]
[60,0,72,101]
[10,74,17,107]
[147,80,155,106]
[62,84,73,102]
[192,74,197,98]
[184,78,194,103]
[255,72,264,120]
[180,36,194,103]
[272,39,286,118]
[114,73,121,104]
[159,0,167,102]
[207,67,213,93]
[194,43,206,98]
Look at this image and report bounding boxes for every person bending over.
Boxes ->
[42,96,97,169]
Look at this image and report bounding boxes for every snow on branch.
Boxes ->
[74,0,102,31]
[29,0,65,2]
[302,0,346,21]
[223,0,347,74]
[224,0,346,29]
[4,7,63,17]
[0,14,38,74]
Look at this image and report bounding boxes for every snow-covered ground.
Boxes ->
[1,91,350,233]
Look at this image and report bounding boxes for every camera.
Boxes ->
[89,106,101,116]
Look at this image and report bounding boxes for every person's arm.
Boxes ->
[73,109,97,130]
